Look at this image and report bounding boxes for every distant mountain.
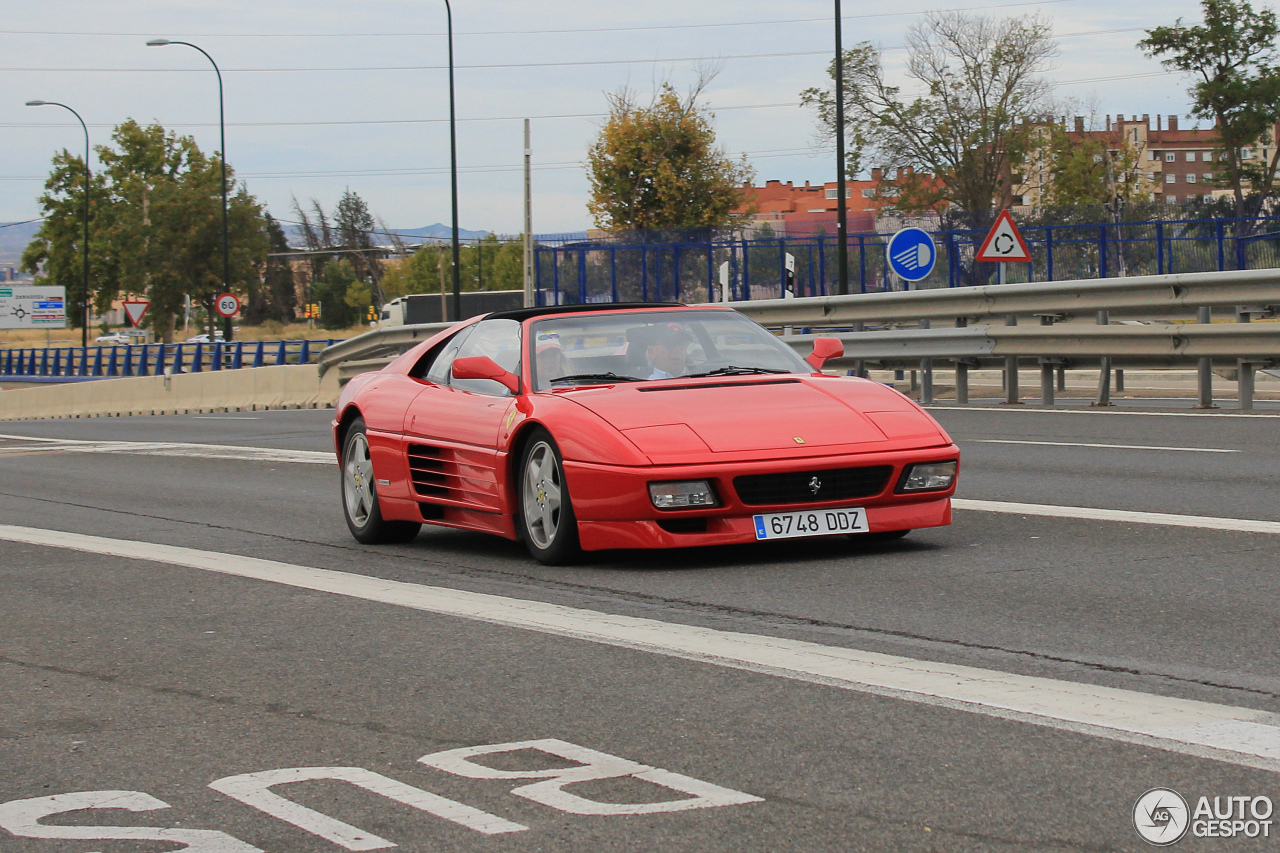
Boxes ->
[0,220,41,267]
[279,222,491,248]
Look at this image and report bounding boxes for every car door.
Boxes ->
[402,318,521,514]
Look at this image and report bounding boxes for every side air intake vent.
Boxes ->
[408,444,449,498]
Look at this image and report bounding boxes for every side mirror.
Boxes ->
[451,355,520,394]
[805,337,844,370]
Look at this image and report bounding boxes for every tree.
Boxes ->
[20,151,111,331]
[801,12,1056,223]
[1140,0,1280,223]
[1037,120,1148,209]
[587,80,755,232]
[294,192,390,309]
[311,259,360,330]
[334,189,385,302]
[22,120,267,341]
[243,214,297,325]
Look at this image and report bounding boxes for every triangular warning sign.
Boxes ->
[123,301,150,327]
[975,210,1032,263]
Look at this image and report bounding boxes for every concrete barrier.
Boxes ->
[0,365,341,421]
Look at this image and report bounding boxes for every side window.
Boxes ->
[422,326,475,384]
[450,319,522,396]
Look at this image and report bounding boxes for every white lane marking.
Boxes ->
[966,439,1239,453]
[954,499,1280,535]
[419,739,762,816]
[209,767,526,848]
[0,433,330,465]
[0,790,263,851]
[927,405,1280,419]
[3,525,1280,774]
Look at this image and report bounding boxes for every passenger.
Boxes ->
[535,342,573,385]
[645,324,692,380]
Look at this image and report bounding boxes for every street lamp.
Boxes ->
[26,100,91,348]
[834,0,849,298]
[442,1,461,323]
[146,38,232,341]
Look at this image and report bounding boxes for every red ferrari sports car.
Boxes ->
[333,302,958,564]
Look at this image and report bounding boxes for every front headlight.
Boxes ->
[898,461,957,492]
[648,480,719,509]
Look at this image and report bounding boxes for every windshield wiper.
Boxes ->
[549,372,643,385]
[684,366,791,378]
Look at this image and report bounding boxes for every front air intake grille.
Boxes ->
[733,465,893,506]
[408,444,449,498]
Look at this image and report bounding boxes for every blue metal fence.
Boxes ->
[533,217,1280,304]
[0,339,341,382]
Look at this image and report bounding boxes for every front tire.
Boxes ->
[517,428,580,564]
[342,417,421,545]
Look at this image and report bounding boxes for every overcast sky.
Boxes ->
[2,0,1208,237]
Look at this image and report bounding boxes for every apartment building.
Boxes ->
[1015,114,1278,209]
[735,169,944,236]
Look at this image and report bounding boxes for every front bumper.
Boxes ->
[564,445,958,552]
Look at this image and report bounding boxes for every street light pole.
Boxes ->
[26,100,90,347]
[443,0,461,323]
[834,0,849,297]
[147,38,231,341]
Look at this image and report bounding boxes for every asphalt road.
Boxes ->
[2,406,1279,851]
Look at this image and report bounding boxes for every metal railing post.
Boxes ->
[1003,314,1020,404]
[1156,221,1165,276]
[919,318,933,404]
[1238,307,1254,411]
[859,234,867,293]
[1197,305,1215,408]
[1094,310,1112,407]
[1045,225,1054,281]
[1099,225,1108,278]
[1039,315,1056,406]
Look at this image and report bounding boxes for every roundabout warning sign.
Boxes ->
[976,210,1031,263]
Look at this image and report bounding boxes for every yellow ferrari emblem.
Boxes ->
[793,436,805,444]
[505,411,518,430]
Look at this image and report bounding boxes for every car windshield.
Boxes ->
[528,309,811,391]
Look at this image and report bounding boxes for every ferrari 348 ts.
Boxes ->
[333,302,959,564]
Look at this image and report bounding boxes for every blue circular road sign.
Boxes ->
[886,227,937,282]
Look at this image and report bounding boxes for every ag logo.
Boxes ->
[1134,788,1189,845]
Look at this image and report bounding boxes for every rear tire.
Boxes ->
[517,428,580,565]
[342,417,421,545]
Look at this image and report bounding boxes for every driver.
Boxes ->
[646,324,692,380]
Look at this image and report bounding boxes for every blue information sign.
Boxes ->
[886,227,937,282]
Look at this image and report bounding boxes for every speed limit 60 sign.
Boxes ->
[215,293,241,318]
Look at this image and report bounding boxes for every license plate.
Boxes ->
[753,507,869,540]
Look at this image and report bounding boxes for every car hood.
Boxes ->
[560,376,945,461]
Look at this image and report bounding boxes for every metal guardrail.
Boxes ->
[316,323,453,379]
[733,268,1280,326]
[781,324,1280,367]
[1,339,341,381]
